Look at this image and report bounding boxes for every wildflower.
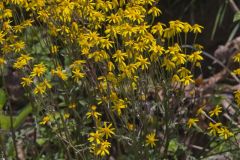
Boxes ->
[171,53,186,65]
[0,31,6,44]
[151,22,166,36]
[162,57,175,71]
[233,53,240,63]
[86,105,102,119]
[187,118,199,128]
[68,103,76,109]
[177,67,191,78]
[234,90,240,106]
[64,113,70,119]
[218,127,234,139]
[208,122,222,136]
[51,45,58,54]
[145,132,158,148]
[127,123,134,131]
[72,69,85,82]
[21,77,33,87]
[163,27,175,39]
[52,66,68,81]
[136,55,150,70]
[11,41,25,52]
[112,50,128,63]
[196,106,205,116]
[39,115,50,125]
[192,24,204,34]
[188,51,203,63]
[181,75,194,86]
[99,122,115,139]
[148,7,161,17]
[13,54,33,69]
[183,22,192,33]
[96,140,111,156]
[31,63,47,77]
[233,68,240,76]
[0,57,5,66]
[34,84,46,95]
[209,105,222,117]
[112,99,127,116]
[88,131,103,144]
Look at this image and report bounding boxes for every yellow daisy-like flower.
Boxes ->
[72,68,85,82]
[136,55,150,70]
[218,127,234,139]
[39,115,51,125]
[88,131,103,144]
[209,105,222,117]
[21,77,33,87]
[99,122,115,139]
[145,132,158,148]
[187,118,199,128]
[31,63,47,77]
[86,105,102,119]
[208,122,222,136]
[192,24,204,34]
[233,53,240,63]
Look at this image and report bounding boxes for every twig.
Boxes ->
[229,0,239,12]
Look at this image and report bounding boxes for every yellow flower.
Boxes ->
[234,90,240,106]
[127,123,134,131]
[51,45,58,54]
[145,132,158,148]
[181,75,194,86]
[187,118,199,128]
[0,31,6,44]
[21,77,33,87]
[0,57,6,66]
[34,84,46,95]
[162,57,175,71]
[188,51,203,63]
[64,113,70,119]
[136,55,150,70]
[112,99,127,116]
[148,7,162,17]
[95,140,111,156]
[171,53,186,65]
[233,68,240,76]
[177,67,191,78]
[52,66,68,81]
[196,106,205,116]
[68,103,76,109]
[218,127,233,139]
[72,69,85,82]
[88,131,103,144]
[151,22,166,36]
[112,50,127,63]
[209,105,222,117]
[86,105,102,119]
[13,54,33,69]
[208,122,222,136]
[39,115,51,125]
[233,53,240,63]
[31,63,47,77]
[99,122,115,139]
[192,24,204,34]
[33,79,52,95]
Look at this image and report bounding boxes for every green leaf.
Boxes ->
[168,139,178,153]
[0,89,6,111]
[233,11,240,22]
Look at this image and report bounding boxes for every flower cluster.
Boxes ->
[0,0,209,158]
[188,105,234,140]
